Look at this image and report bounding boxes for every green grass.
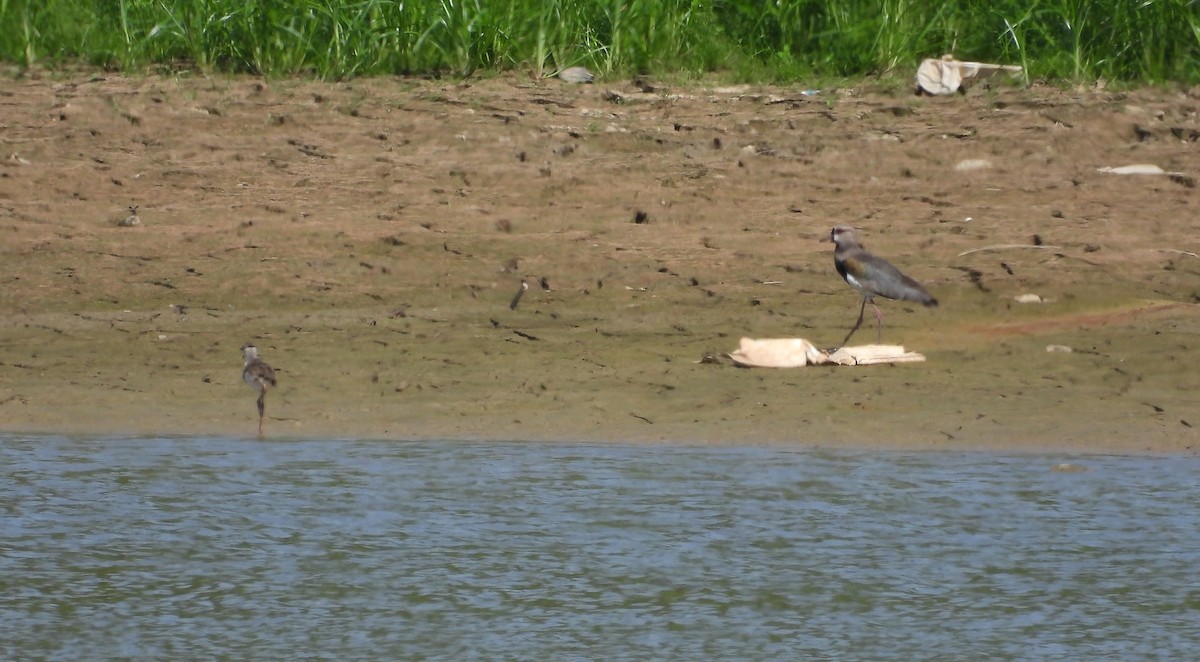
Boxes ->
[1,0,1197,83]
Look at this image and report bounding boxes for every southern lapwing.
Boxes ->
[828,226,937,350]
[241,344,277,437]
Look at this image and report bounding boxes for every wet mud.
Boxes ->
[1,72,1197,452]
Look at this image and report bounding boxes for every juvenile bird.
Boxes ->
[828,226,937,350]
[241,344,277,437]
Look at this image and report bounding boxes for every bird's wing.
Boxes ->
[245,360,277,387]
[849,254,933,303]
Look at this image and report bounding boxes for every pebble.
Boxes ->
[955,158,993,172]
[557,67,594,84]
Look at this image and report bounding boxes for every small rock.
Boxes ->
[955,158,993,172]
[1168,174,1196,189]
[557,66,594,84]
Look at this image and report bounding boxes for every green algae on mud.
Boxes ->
[2,299,1195,454]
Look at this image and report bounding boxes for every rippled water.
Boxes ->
[2,436,1198,660]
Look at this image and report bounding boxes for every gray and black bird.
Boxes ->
[828,226,937,349]
[241,344,277,437]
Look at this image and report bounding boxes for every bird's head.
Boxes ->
[827,226,862,247]
[242,344,259,360]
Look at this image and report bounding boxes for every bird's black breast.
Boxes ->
[835,256,851,281]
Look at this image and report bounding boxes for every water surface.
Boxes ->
[2,436,1198,659]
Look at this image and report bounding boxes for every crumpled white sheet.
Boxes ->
[727,337,926,368]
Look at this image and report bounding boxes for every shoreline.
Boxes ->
[3,424,1194,457]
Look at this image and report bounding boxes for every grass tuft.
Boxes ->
[0,0,1196,83]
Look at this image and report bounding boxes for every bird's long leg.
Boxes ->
[257,390,266,436]
[509,280,527,310]
[871,302,884,344]
[834,299,868,351]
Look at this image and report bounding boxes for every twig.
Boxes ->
[957,244,1062,257]
[90,250,157,262]
[1157,248,1199,259]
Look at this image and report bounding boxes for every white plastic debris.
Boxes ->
[955,159,993,172]
[1097,164,1183,176]
[916,55,1023,95]
[727,337,926,368]
[728,338,826,368]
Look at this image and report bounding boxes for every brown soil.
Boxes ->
[1,71,1197,453]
